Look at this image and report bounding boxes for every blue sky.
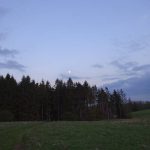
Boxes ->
[0,0,150,100]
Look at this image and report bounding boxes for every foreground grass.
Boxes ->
[0,110,150,150]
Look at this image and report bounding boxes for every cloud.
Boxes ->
[103,60,150,86]
[92,64,103,69]
[106,73,150,100]
[132,64,150,72]
[125,40,147,52]
[0,47,18,57]
[111,60,137,72]
[101,77,120,82]
[0,60,26,72]
[111,60,150,73]
[113,37,150,53]
[60,73,90,80]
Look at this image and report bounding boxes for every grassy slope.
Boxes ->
[132,109,150,119]
[0,110,150,150]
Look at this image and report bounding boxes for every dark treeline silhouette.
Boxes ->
[0,74,150,121]
[128,100,150,112]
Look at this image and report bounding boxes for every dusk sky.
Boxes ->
[0,0,150,100]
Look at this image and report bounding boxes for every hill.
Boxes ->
[132,109,150,119]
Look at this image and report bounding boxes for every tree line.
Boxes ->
[0,74,149,121]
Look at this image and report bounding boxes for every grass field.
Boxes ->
[132,109,150,119]
[0,110,150,150]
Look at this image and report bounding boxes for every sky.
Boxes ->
[0,0,150,100]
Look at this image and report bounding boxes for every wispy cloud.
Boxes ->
[0,60,26,72]
[0,47,18,57]
[132,64,150,72]
[106,59,150,100]
[92,64,103,69]
[111,60,150,73]
[125,40,147,52]
[113,37,150,53]
[60,73,90,80]
[111,60,137,72]
[0,8,25,72]
[106,73,150,100]
[101,77,120,82]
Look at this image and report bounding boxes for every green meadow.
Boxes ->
[0,110,150,150]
